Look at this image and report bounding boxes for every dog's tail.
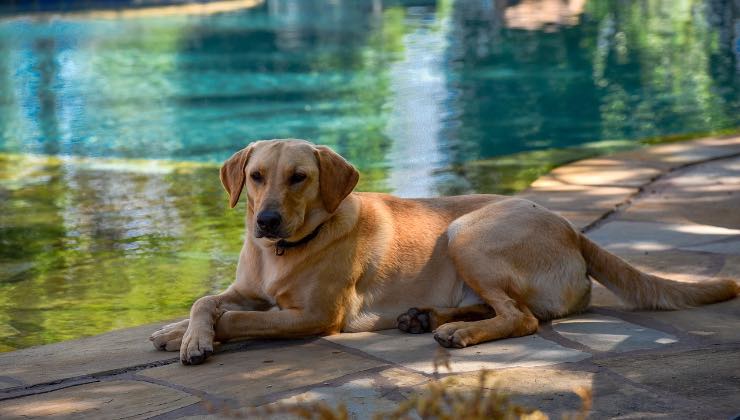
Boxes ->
[579,234,738,309]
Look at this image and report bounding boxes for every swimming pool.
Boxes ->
[1,0,739,350]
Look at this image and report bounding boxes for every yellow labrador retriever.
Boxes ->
[150,139,738,365]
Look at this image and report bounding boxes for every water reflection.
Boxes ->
[1,0,737,190]
[0,154,243,351]
[385,2,453,196]
[0,0,739,349]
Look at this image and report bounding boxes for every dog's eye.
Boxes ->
[289,172,307,185]
[250,172,263,182]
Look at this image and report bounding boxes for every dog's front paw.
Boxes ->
[397,307,433,334]
[149,319,189,351]
[180,326,214,366]
[433,322,470,349]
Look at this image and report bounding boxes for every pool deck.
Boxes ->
[1,137,739,419]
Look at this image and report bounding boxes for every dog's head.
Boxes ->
[220,139,359,241]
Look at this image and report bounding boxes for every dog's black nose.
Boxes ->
[256,210,282,232]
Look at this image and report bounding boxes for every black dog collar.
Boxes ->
[275,223,324,256]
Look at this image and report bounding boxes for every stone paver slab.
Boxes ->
[620,194,740,230]
[631,299,740,343]
[268,368,427,419]
[551,210,605,230]
[586,249,725,283]
[0,322,177,388]
[0,376,25,391]
[587,220,740,253]
[599,348,740,417]
[325,329,589,374]
[521,182,635,214]
[0,380,199,419]
[523,173,645,229]
[440,366,689,419]
[681,237,740,254]
[140,340,386,406]
[551,314,677,352]
[543,158,662,187]
[610,137,740,167]
[519,186,633,230]
[618,156,740,229]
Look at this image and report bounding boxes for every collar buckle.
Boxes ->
[274,223,324,256]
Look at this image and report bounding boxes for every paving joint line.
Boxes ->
[315,337,439,379]
[0,358,178,401]
[0,338,318,401]
[128,372,237,409]
[253,365,395,406]
[581,150,740,233]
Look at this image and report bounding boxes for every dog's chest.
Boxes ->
[258,257,310,304]
[259,262,287,302]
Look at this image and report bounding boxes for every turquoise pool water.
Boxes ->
[0,0,739,350]
[2,0,739,194]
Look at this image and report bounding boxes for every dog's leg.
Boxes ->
[213,309,337,343]
[149,287,270,361]
[397,304,495,334]
[432,288,538,348]
[178,287,276,365]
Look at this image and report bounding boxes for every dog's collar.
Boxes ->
[275,223,324,256]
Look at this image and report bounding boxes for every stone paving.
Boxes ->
[1,137,739,419]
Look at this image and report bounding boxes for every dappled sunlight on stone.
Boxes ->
[588,221,740,254]
[672,224,740,236]
[0,380,198,419]
[544,158,662,187]
[616,138,740,165]
[5,398,98,417]
[140,341,385,406]
[326,330,589,374]
[270,372,420,419]
[616,241,671,252]
[0,322,176,387]
[552,314,677,352]
[598,249,724,284]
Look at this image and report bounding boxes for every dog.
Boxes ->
[149,139,739,365]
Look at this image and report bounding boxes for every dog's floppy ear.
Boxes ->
[220,144,254,208]
[314,145,359,213]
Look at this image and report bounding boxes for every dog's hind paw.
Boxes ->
[397,307,432,334]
